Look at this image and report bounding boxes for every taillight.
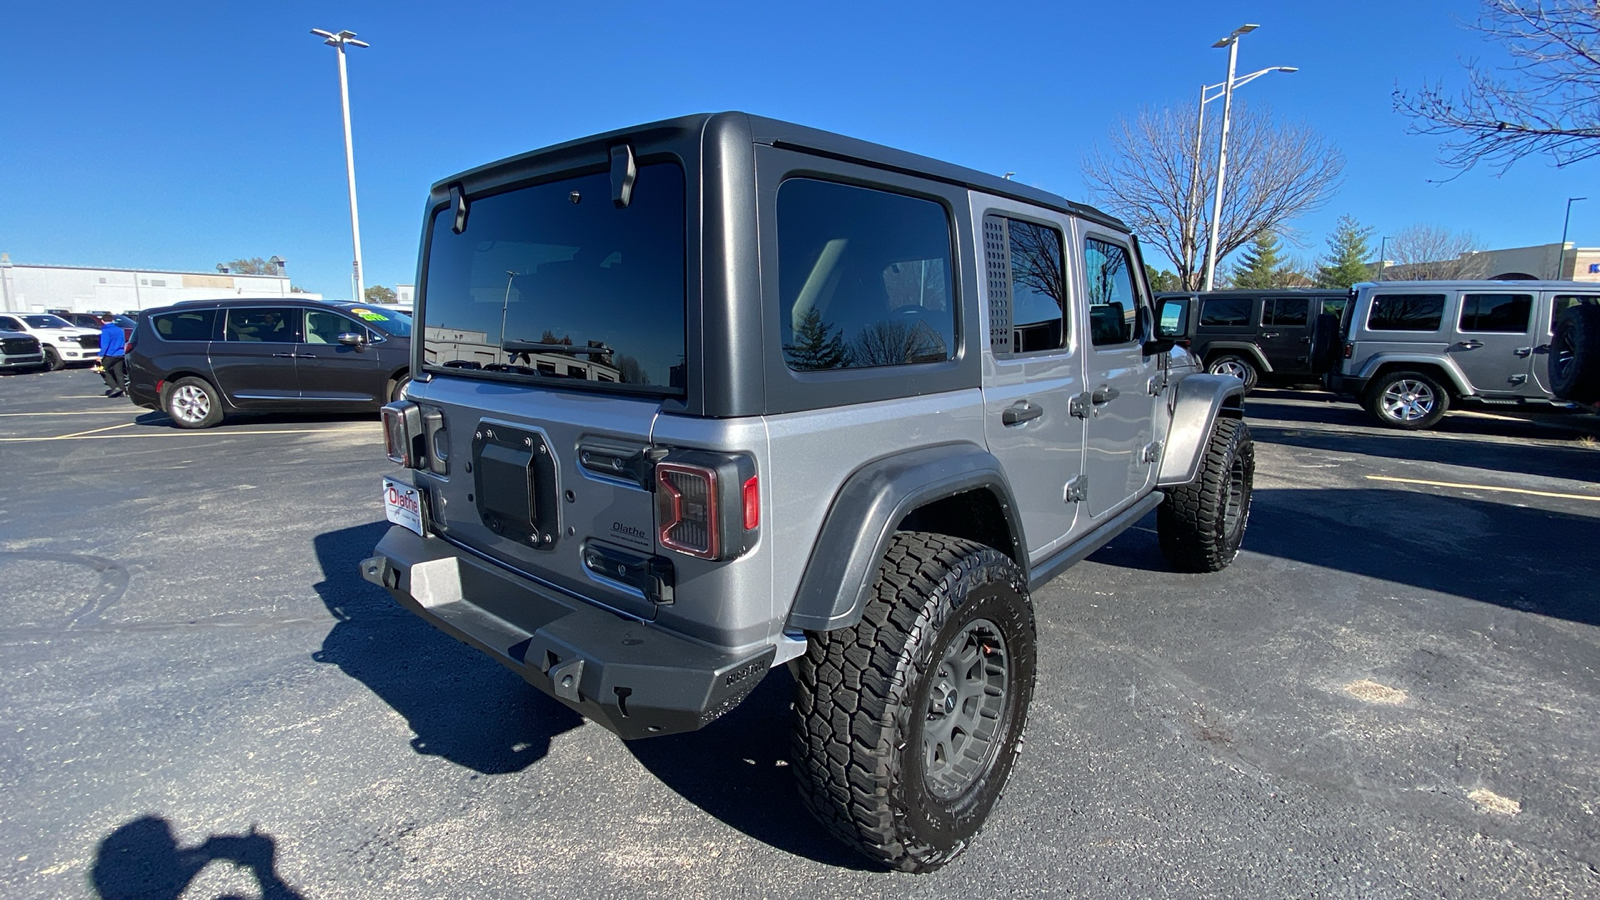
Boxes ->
[382,401,423,467]
[1342,342,1354,359]
[653,450,758,562]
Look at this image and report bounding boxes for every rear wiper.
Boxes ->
[502,339,612,357]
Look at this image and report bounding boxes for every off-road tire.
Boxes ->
[1208,354,1259,392]
[1549,304,1600,404]
[42,347,62,372]
[791,532,1036,873]
[1309,313,1341,375]
[165,376,223,429]
[1158,418,1254,573]
[1364,369,1450,430]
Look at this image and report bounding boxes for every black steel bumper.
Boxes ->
[360,526,774,740]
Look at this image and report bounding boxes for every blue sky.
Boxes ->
[0,1,1591,299]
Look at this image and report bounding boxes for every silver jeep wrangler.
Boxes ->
[362,113,1250,871]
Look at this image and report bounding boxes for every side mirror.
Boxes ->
[337,332,367,350]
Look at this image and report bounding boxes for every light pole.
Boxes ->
[1202,23,1266,291]
[1377,235,1389,281]
[311,28,370,302]
[1558,196,1586,280]
[499,270,519,360]
[1188,61,1295,289]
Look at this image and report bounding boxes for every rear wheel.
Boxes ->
[165,377,223,429]
[1364,370,1449,430]
[792,532,1035,873]
[1208,354,1259,392]
[42,347,62,372]
[388,372,412,403]
[1159,418,1254,572]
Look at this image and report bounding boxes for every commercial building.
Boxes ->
[0,255,321,314]
[1380,242,1600,282]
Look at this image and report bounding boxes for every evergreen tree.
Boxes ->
[1317,215,1376,288]
[1230,232,1285,289]
[783,309,848,370]
[1143,264,1180,292]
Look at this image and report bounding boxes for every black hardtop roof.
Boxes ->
[433,112,1128,233]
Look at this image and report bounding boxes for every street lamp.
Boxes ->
[311,28,370,302]
[1202,24,1291,291]
[1188,62,1296,288]
[1558,196,1586,280]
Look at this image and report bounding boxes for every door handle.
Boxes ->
[1002,402,1042,426]
[297,354,317,359]
[1091,386,1120,405]
[271,352,295,358]
[1260,332,1280,339]
[1455,339,1484,350]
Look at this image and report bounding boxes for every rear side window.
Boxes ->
[1458,293,1532,333]
[1367,294,1445,331]
[1200,297,1252,327]
[225,308,302,343]
[151,309,216,341]
[1084,238,1138,346]
[984,214,1067,356]
[1263,297,1309,327]
[1552,294,1600,331]
[778,179,955,371]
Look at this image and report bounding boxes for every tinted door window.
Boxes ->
[305,310,365,344]
[778,179,955,370]
[1085,238,1137,346]
[225,308,302,343]
[984,214,1067,355]
[1458,294,1532,333]
[151,309,217,341]
[1263,297,1309,327]
[1367,294,1445,331]
[1200,298,1252,327]
[422,162,686,392]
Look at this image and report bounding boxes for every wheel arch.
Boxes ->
[1156,373,1247,486]
[1202,342,1272,373]
[1361,358,1467,398]
[158,370,234,411]
[784,443,1026,634]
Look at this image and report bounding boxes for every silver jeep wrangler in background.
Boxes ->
[363,112,1250,871]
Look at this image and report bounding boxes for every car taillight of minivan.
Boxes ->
[654,450,758,562]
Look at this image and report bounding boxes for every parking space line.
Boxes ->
[1365,474,1600,503]
[0,425,377,443]
[55,423,136,439]
[0,410,141,417]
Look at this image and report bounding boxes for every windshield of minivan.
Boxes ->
[420,162,686,393]
[22,315,73,329]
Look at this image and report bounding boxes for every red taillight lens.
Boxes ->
[1343,342,1354,359]
[382,402,422,467]
[742,475,759,531]
[656,463,718,559]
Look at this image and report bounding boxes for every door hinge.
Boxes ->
[1068,392,1090,418]
[1147,375,1166,396]
[1141,441,1163,463]
[1064,476,1088,503]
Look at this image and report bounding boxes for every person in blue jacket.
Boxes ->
[98,318,127,397]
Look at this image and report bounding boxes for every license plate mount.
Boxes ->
[383,477,426,537]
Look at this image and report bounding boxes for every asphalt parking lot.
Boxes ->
[2,368,1597,899]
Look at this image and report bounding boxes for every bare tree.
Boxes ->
[1396,0,1600,173]
[1384,224,1489,279]
[1082,102,1345,290]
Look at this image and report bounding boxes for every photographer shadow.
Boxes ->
[311,522,582,774]
[89,815,302,900]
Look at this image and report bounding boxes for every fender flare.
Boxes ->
[1156,374,1246,486]
[784,442,1026,633]
[1201,341,1273,373]
[1355,353,1471,396]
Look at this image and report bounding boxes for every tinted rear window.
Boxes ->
[421,162,686,393]
[151,309,216,341]
[1264,297,1309,327]
[1200,298,1252,327]
[1367,294,1445,331]
[778,179,955,371]
[1458,293,1531,333]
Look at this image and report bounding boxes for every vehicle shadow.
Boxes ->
[624,667,880,871]
[89,814,304,899]
[311,522,582,774]
[1097,488,1600,627]
[1248,418,1600,485]
[134,410,379,430]
[1248,388,1599,442]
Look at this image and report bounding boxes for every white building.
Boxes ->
[0,255,321,314]
[1380,242,1600,282]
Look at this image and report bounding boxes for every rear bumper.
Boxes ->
[361,526,773,740]
[1323,372,1368,397]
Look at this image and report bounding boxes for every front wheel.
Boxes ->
[791,532,1036,873]
[1208,354,1259,392]
[42,347,62,372]
[1158,417,1254,572]
[1364,370,1449,430]
[165,376,223,429]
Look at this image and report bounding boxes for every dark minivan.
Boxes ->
[1155,288,1351,391]
[127,298,412,428]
